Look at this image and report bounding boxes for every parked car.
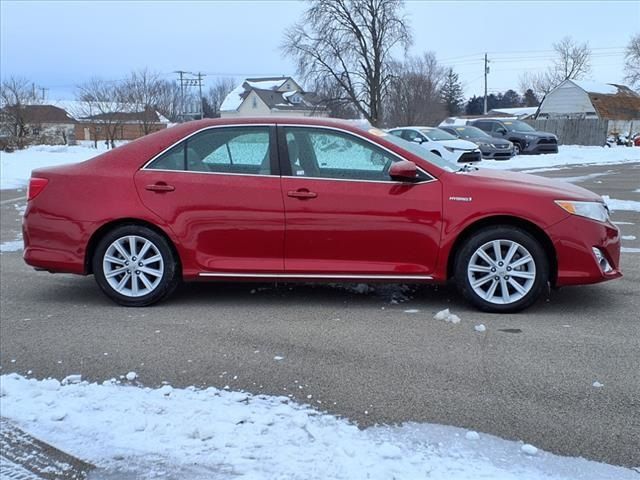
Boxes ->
[23,117,621,312]
[440,125,514,160]
[468,119,558,155]
[387,126,482,163]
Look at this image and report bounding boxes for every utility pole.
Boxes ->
[483,53,489,115]
[40,87,48,101]
[174,70,188,122]
[196,72,204,119]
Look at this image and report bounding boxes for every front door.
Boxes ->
[135,125,285,276]
[279,126,442,277]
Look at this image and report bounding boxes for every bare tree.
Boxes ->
[203,77,236,118]
[155,80,181,123]
[624,33,640,89]
[122,68,164,135]
[282,0,412,126]
[385,52,446,127]
[519,36,592,99]
[76,78,126,149]
[311,77,360,119]
[0,76,40,148]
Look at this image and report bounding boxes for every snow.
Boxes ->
[246,79,287,91]
[592,381,604,388]
[622,235,637,240]
[434,308,461,324]
[1,373,636,480]
[219,84,247,112]
[0,144,107,190]
[602,197,640,212]
[621,247,640,253]
[571,80,619,95]
[0,239,22,253]
[480,145,640,171]
[125,372,137,381]
[474,324,487,332]
[488,107,538,117]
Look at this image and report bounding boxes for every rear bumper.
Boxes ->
[22,208,92,274]
[548,215,622,286]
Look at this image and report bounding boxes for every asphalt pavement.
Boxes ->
[1,162,639,468]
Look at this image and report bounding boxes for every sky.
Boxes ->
[1,0,638,102]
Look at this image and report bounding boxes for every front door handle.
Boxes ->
[287,189,317,199]
[145,183,175,192]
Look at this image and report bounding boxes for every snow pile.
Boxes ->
[481,145,640,171]
[434,308,461,324]
[474,324,487,332]
[602,196,640,212]
[0,144,104,190]
[1,373,636,480]
[0,239,22,253]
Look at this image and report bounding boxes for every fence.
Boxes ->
[523,118,610,146]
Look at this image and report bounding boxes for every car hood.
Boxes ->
[461,168,602,202]
[466,136,511,146]
[437,139,479,150]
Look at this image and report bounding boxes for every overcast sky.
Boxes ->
[1,0,638,101]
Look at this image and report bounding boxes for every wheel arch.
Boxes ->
[84,218,182,275]
[447,215,557,284]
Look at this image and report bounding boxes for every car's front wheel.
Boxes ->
[513,142,522,155]
[93,225,179,307]
[455,226,549,313]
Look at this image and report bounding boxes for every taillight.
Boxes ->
[27,177,49,201]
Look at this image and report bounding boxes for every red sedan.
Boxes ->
[23,118,622,312]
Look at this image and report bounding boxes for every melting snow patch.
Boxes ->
[521,444,539,456]
[621,235,636,240]
[125,372,137,381]
[621,247,640,253]
[273,356,284,361]
[592,381,604,388]
[0,374,638,479]
[434,309,461,324]
[474,324,486,333]
[465,431,480,440]
[61,375,82,385]
[404,309,420,314]
[0,239,22,253]
[602,196,640,212]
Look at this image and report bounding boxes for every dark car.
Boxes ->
[440,125,514,160]
[469,119,558,155]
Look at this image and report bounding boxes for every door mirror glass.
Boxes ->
[412,137,424,144]
[389,160,418,180]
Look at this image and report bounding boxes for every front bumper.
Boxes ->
[454,149,482,163]
[548,214,622,286]
[480,145,514,160]
[523,138,558,154]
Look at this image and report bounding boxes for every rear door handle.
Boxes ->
[287,189,317,199]
[145,183,175,192]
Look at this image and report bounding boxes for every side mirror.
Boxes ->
[496,128,507,135]
[411,137,424,144]
[389,160,418,181]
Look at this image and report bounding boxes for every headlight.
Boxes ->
[524,135,536,140]
[555,200,609,223]
[478,142,495,148]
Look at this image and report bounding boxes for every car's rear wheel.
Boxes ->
[93,225,179,307]
[455,226,548,313]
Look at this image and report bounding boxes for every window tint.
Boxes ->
[284,127,398,181]
[389,130,404,138]
[147,127,271,175]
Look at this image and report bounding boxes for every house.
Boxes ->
[220,77,328,118]
[73,108,169,143]
[487,107,538,119]
[0,104,77,146]
[537,79,640,133]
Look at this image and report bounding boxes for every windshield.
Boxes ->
[381,132,458,172]
[503,120,535,132]
[420,128,457,141]
[451,126,492,139]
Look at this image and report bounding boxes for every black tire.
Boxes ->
[454,226,549,313]
[92,225,180,307]
[513,142,522,155]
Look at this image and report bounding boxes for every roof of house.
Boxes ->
[561,80,640,120]
[80,108,164,123]
[3,105,77,124]
[220,77,325,113]
[487,107,538,118]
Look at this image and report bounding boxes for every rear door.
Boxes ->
[279,126,442,277]
[134,125,285,276]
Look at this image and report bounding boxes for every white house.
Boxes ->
[220,77,328,118]
[537,79,640,133]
